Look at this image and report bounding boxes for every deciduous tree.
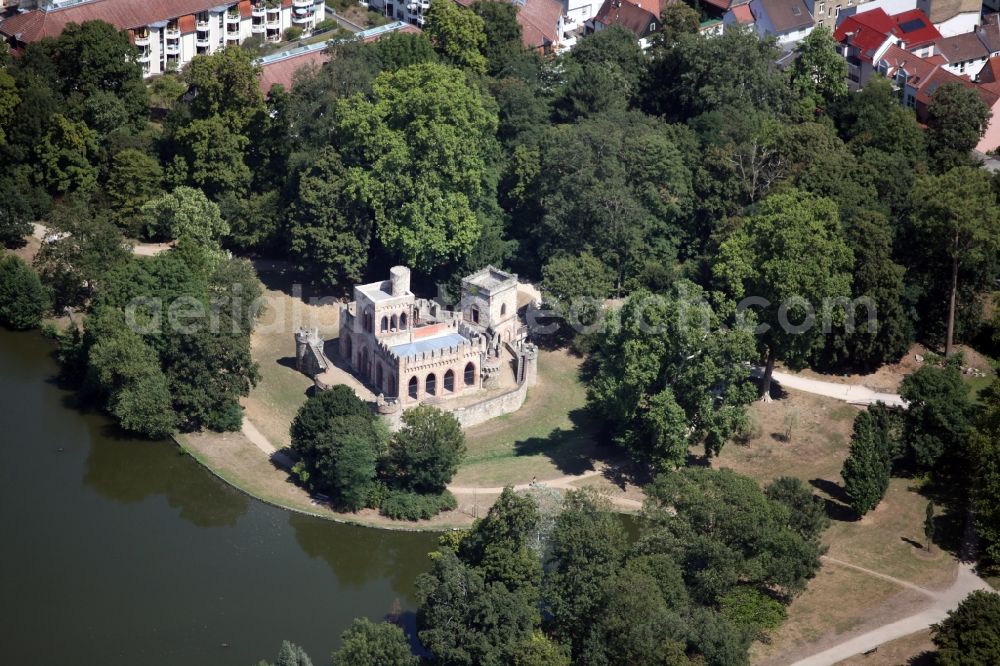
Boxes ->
[386,405,465,494]
[331,618,417,666]
[0,255,48,330]
[932,590,1000,666]
[926,82,990,173]
[424,1,488,74]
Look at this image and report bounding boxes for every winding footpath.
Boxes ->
[757,367,908,408]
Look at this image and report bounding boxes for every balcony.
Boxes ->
[293,0,312,6]
[137,51,151,63]
[134,34,150,46]
[164,43,181,55]
[164,27,180,38]
[252,4,266,16]
[266,18,281,28]
[196,35,211,47]
[251,21,265,33]
[196,17,210,29]
[292,13,314,23]
[226,11,241,23]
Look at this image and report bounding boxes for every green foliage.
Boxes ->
[511,631,570,666]
[284,26,303,42]
[424,0,488,74]
[655,3,701,46]
[257,640,314,666]
[719,586,787,636]
[182,46,264,127]
[106,149,164,235]
[926,82,991,173]
[970,380,1000,563]
[899,362,974,470]
[379,488,458,521]
[764,476,830,540]
[370,32,438,71]
[171,115,251,198]
[472,0,529,78]
[788,27,847,115]
[0,67,19,146]
[0,255,49,329]
[331,618,417,666]
[141,186,228,244]
[932,590,1000,666]
[588,283,757,467]
[386,405,466,493]
[639,467,824,604]
[287,147,371,286]
[35,113,99,193]
[0,172,37,247]
[544,490,627,656]
[714,189,854,394]
[333,63,497,272]
[842,408,892,516]
[458,487,542,594]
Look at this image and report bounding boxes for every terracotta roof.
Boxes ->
[878,43,938,85]
[914,65,999,109]
[978,54,1000,85]
[731,3,753,23]
[936,31,989,64]
[516,0,563,48]
[593,0,659,38]
[754,0,811,34]
[891,9,941,49]
[0,0,228,42]
[834,10,895,62]
[979,14,1000,54]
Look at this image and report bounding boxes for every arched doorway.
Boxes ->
[390,314,397,330]
[444,369,455,393]
[426,373,437,396]
[408,376,418,400]
[464,362,476,386]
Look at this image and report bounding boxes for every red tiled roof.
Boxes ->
[914,65,999,110]
[731,3,754,24]
[891,9,941,49]
[0,0,226,42]
[834,10,896,63]
[516,0,563,49]
[878,43,938,85]
[593,0,659,38]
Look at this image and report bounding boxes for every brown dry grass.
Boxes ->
[835,628,935,666]
[752,563,931,666]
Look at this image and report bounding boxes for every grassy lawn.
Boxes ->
[751,564,926,665]
[452,349,617,487]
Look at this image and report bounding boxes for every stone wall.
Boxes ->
[381,380,529,431]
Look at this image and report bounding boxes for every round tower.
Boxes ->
[294,328,310,373]
[389,266,410,296]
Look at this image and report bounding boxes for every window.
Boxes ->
[408,376,418,399]
[471,306,480,325]
[817,3,824,16]
[500,303,507,317]
[426,373,437,396]
[464,362,476,386]
[390,314,398,331]
[399,312,408,330]
[444,369,455,393]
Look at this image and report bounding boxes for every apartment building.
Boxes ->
[0,0,326,77]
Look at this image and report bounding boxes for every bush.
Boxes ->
[378,489,457,521]
[314,18,338,32]
[0,255,49,330]
[284,26,303,42]
[385,405,465,493]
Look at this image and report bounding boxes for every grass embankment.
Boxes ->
[714,390,959,664]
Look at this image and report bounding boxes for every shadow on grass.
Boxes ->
[907,651,937,666]
[809,478,858,522]
[765,380,790,401]
[511,407,625,478]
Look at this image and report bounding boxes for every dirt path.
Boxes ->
[756,367,908,408]
[32,223,172,257]
[448,467,644,510]
[241,418,295,469]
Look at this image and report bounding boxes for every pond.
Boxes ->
[0,329,438,665]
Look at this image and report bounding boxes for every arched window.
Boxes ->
[363,311,372,333]
[375,363,384,389]
[399,312,408,330]
[380,316,388,333]
[408,376,418,399]
[360,349,370,379]
[444,369,455,393]
[464,362,476,386]
[500,303,507,317]
[342,335,352,361]
[390,314,398,330]
[471,306,480,324]
[388,375,397,398]
[426,373,437,396]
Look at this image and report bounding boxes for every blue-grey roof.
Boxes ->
[391,333,468,359]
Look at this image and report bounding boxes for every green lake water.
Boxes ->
[0,328,438,665]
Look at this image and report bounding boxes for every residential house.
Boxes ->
[935,30,989,76]
[722,1,755,29]
[0,0,326,78]
[749,0,814,45]
[589,0,662,47]
[833,7,940,87]
[838,0,980,38]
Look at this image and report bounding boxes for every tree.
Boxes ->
[0,255,48,330]
[899,362,974,470]
[49,20,148,128]
[417,549,540,666]
[171,115,251,199]
[511,632,570,666]
[969,380,1000,563]
[458,488,542,595]
[290,385,372,452]
[655,4,701,46]
[371,32,438,71]
[544,490,627,657]
[841,408,892,516]
[106,149,164,236]
[141,186,228,244]
[907,167,1000,356]
[931,590,1000,666]
[472,1,525,77]
[182,46,264,127]
[424,0,488,74]
[333,63,497,273]
[926,82,990,173]
[386,405,465,494]
[540,253,613,324]
[588,283,757,467]
[256,640,314,666]
[86,316,178,438]
[287,147,371,286]
[0,172,37,247]
[639,468,823,605]
[35,113,99,194]
[713,189,854,399]
[331,618,417,666]
[764,476,830,541]
[0,67,19,146]
[788,27,847,115]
